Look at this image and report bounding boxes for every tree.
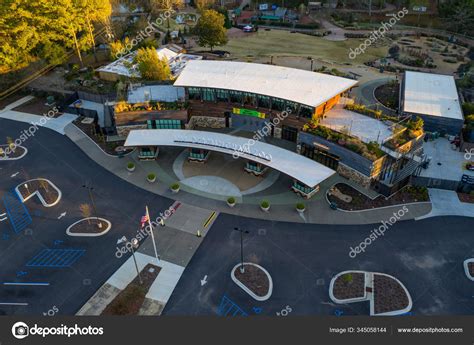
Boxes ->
[79,203,92,224]
[134,47,171,80]
[194,0,215,10]
[194,10,228,51]
[149,0,182,11]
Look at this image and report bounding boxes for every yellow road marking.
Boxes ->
[203,211,216,228]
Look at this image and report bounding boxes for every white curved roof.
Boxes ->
[124,129,335,187]
[174,60,358,108]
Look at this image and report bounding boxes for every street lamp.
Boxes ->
[118,236,143,285]
[82,182,101,228]
[310,58,314,71]
[233,227,249,273]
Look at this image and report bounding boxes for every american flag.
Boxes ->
[140,213,149,228]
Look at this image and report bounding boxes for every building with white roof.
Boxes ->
[174,60,357,110]
[400,71,464,135]
[97,45,201,81]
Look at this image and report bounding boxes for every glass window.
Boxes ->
[299,106,313,118]
[272,98,285,111]
[155,119,182,129]
[242,92,256,106]
[216,89,229,102]
[202,88,215,102]
[229,90,242,103]
[188,87,201,100]
[286,101,298,114]
[257,95,270,108]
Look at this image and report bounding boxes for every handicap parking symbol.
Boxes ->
[252,306,263,314]
[334,309,344,317]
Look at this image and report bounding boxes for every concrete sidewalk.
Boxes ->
[63,122,433,225]
[0,109,77,135]
[416,189,474,219]
[77,252,185,316]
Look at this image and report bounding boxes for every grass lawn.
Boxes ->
[222,30,388,65]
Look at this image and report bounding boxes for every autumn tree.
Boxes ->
[134,47,171,80]
[194,9,228,51]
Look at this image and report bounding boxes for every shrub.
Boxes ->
[260,200,270,208]
[127,162,135,169]
[296,202,305,210]
[171,183,180,190]
[227,197,236,204]
[147,173,156,180]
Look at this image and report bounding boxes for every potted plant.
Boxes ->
[227,197,236,208]
[127,162,135,172]
[147,173,156,183]
[296,202,305,213]
[170,183,180,193]
[260,200,270,212]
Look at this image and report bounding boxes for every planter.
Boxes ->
[147,174,156,183]
[227,197,236,208]
[66,218,112,237]
[296,207,305,214]
[231,263,273,301]
[296,203,305,213]
[260,205,270,212]
[171,184,180,194]
[127,165,136,172]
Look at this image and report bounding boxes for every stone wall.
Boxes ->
[188,116,226,129]
[116,124,147,138]
[337,163,372,189]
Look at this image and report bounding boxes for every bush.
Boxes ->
[127,162,135,169]
[171,183,180,190]
[260,200,270,208]
[147,173,156,180]
[227,197,236,204]
[296,202,305,210]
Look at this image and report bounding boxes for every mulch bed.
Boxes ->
[374,83,399,110]
[234,264,269,297]
[74,117,132,156]
[332,272,365,300]
[18,179,59,205]
[373,274,409,315]
[69,218,109,234]
[469,263,474,278]
[458,193,474,204]
[102,264,161,315]
[328,183,429,211]
[0,145,26,158]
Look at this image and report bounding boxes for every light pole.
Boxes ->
[233,227,249,273]
[310,58,314,71]
[82,182,101,228]
[131,238,142,284]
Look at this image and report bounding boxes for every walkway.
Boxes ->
[416,189,474,219]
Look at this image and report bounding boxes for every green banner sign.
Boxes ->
[233,107,266,119]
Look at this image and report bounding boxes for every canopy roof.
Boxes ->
[124,129,335,187]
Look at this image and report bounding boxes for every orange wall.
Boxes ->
[313,94,341,120]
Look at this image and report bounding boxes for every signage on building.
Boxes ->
[233,107,266,119]
[412,5,427,12]
[174,135,272,161]
[259,3,269,10]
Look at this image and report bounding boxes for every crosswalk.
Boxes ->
[2,191,32,233]
[26,249,86,268]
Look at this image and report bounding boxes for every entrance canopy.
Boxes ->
[125,129,335,187]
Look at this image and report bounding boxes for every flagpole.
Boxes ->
[146,206,160,264]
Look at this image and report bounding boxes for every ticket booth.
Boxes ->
[244,160,268,176]
[188,148,210,162]
[138,146,159,160]
[291,179,320,199]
